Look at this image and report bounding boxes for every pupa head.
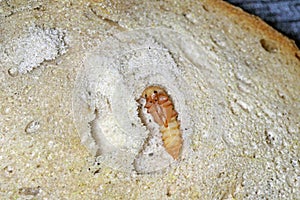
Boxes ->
[141,86,167,99]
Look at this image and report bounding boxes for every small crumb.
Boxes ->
[25,120,40,133]
[18,186,41,196]
[8,67,18,77]
[166,184,176,197]
[4,165,14,174]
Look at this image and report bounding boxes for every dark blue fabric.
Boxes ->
[225,0,300,47]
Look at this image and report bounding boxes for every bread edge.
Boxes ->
[204,0,300,61]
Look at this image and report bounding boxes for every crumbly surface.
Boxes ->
[0,0,299,199]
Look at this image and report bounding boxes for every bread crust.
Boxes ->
[204,0,299,60]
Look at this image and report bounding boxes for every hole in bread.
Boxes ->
[260,39,278,53]
[202,5,209,12]
[295,52,300,61]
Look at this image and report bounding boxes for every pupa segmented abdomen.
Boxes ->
[160,116,182,159]
[141,86,183,159]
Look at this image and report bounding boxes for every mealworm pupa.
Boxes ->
[141,86,183,159]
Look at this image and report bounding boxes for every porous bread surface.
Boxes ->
[0,0,299,199]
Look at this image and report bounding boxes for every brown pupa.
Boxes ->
[141,86,183,159]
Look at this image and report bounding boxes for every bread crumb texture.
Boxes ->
[0,0,299,199]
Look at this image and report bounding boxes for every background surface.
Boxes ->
[226,0,300,47]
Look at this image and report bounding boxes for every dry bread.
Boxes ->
[0,0,299,199]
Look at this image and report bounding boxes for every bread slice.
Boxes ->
[0,0,299,199]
